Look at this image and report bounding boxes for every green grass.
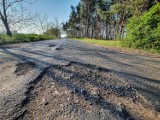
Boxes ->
[72,38,160,54]
[72,38,121,47]
[0,34,56,45]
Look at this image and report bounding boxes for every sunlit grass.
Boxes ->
[71,38,160,54]
[72,38,121,47]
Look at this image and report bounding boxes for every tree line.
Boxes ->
[63,0,159,40]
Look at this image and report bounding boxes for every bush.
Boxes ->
[122,3,160,52]
[0,34,55,45]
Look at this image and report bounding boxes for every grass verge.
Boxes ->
[71,38,160,55]
[0,34,57,45]
[72,38,121,47]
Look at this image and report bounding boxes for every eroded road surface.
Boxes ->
[0,39,160,120]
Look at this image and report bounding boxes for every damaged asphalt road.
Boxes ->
[0,39,160,120]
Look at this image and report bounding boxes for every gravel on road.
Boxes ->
[0,39,160,120]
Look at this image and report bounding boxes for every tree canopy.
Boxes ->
[122,3,160,51]
[63,0,158,40]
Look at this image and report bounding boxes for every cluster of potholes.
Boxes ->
[1,42,159,119]
[47,62,138,100]
[13,61,153,120]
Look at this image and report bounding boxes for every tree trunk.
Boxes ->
[85,3,90,38]
[4,21,12,36]
[0,13,12,36]
[0,0,12,36]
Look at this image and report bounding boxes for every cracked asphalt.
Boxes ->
[0,39,160,120]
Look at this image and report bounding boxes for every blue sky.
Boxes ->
[28,0,80,23]
[0,0,80,33]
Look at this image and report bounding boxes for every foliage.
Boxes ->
[122,3,160,52]
[0,34,54,44]
[43,27,60,38]
[0,0,36,36]
[63,0,156,40]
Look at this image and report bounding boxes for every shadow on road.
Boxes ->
[0,42,160,120]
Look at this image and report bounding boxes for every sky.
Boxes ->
[27,0,80,23]
[0,0,80,34]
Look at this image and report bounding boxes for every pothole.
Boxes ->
[48,44,56,47]
[55,47,64,50]
[48,62,137,99]
[19,62,159,120]
[15,61,36,76]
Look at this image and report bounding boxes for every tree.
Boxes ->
[63,0,159,41]
[43,18,61,38]
[43,27,60,38]
[0,0,36,36]
[64,5,79,38]
[122,3,160,51]
[34,13,54,34]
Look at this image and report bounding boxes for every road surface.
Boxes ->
[0,39,160,120]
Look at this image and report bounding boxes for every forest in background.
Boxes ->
[63,0,160,52]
